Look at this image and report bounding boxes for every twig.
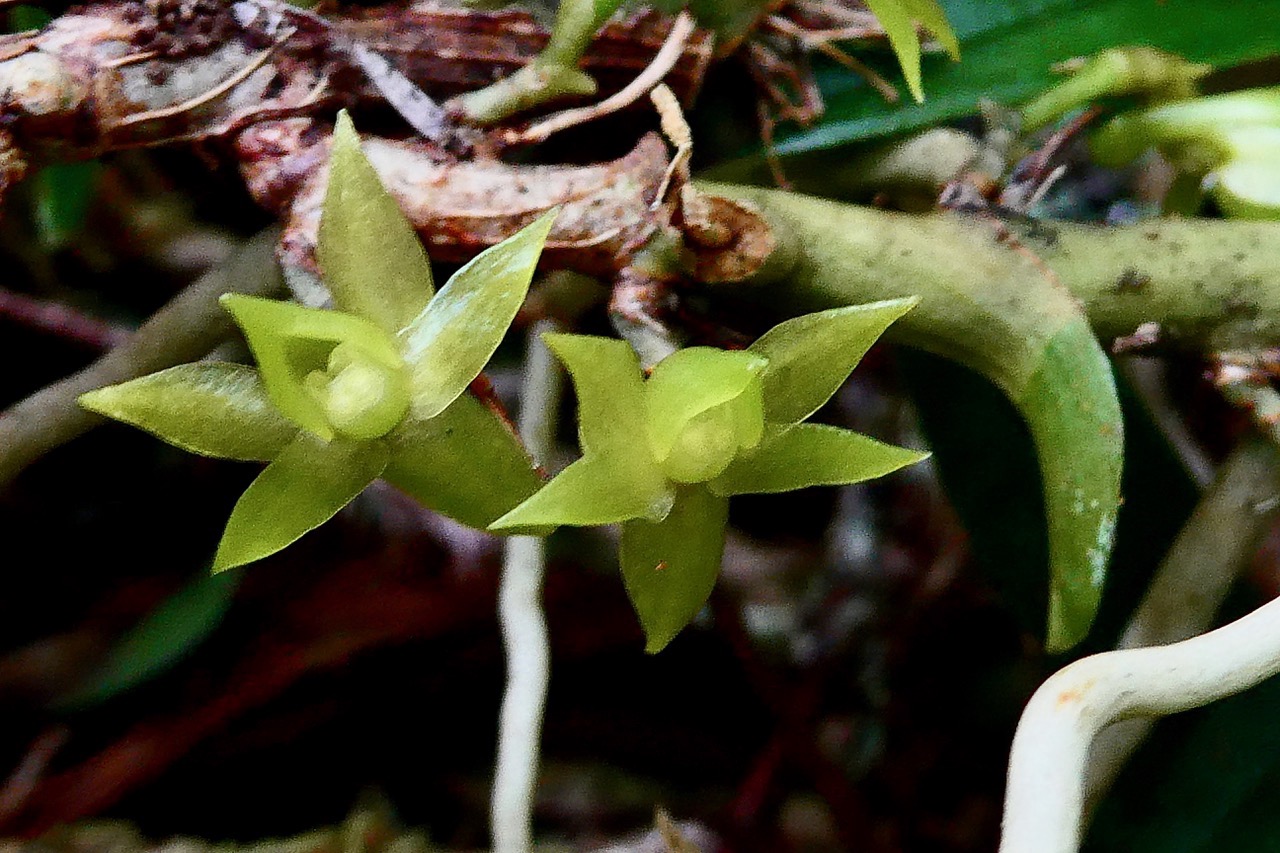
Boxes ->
[1000,586,1280,853]
[0,727,67,824]
[491,319,562,853]
[764,14,899,104]
[510,12,696,146]
[1082,438,1280,808]
[1120,358,1213,488]
[0,228,282,487]
[0,287,131,351]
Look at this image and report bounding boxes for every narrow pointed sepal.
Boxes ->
[710,424,928,496]
[382,393,542,530]
[620,486,729,653]
[400,209,558,420]
[749,298,918,425]
[541,332,670,499]
[318,110,435,332]
[491,456,674,532]
[79,363,297,461]
[543,332,647,459]
[212,433,387,573]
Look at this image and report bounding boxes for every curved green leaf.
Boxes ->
[318,111,435,333]
[79,363,297,461]
[382,392,542,530]
[863,0,959,103]
[1016,319,1123,651]
[221,294,404,440]
[749,298,918,425]
[57,569,241,710]
[212,433,387,572]
[399,209,558,420]
[490,456,674,531]
[620,485,729,653]
[644,348,768,461]
[710,423,928,496]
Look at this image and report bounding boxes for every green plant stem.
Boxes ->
[700,184,1280,354]
[491,319,562,853]
[451,0,608,123]
[0,228,283,487]
[1082,438,1280,811]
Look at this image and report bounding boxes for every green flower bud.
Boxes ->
[644,348,767,484]
[309,342,410,440]
[659,401,740,483]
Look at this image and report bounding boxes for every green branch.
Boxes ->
[0,230,283,487]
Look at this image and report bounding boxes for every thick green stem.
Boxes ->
[701,185,1280,355]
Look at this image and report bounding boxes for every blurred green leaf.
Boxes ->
[318,111,435,334]
[650,0,772,46]
[711,423,927,495]
[863,0,960,102]
[220,293,404,441]
[383,392,542,530]
[9,5,50,29]
[213,432,387,572]
[399,209,557,420]
[1216,157,1280,220]
[79,363,296,462]
[766,0,1280,157]
[57,570,241,711]
[620,485,729,653]
[749,298,918,425]
[34,163,100,250]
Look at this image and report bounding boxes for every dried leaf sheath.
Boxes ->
[240,123,674,280]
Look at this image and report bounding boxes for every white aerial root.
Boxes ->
[1082,438,1280,806]
[491,320,563,853]
[1000,586,1280,853]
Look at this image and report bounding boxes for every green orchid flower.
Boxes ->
[491,297,929,651]
[80,112,553,572]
